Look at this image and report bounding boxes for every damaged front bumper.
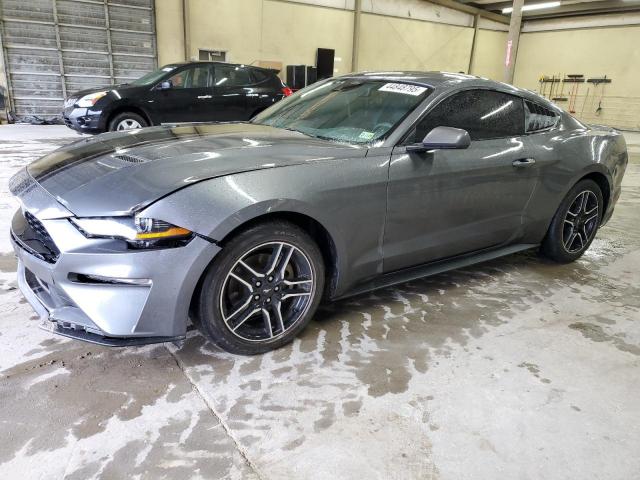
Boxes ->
[11,209,220,346]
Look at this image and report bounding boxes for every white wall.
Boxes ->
[155,0,509,80]
[514,13,640,130]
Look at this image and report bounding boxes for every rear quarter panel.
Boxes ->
[523,115,627,242]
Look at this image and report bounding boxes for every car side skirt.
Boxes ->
[333,243,539,301]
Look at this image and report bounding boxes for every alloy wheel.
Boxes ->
[116,118,142,130]
[219,242,315,342]
[562,190,599,253]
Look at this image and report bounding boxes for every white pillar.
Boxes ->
[503,0,524,84]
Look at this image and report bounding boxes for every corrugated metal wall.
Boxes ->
[0,0,156,117]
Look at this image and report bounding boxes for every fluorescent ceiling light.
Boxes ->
[502,1,561,13]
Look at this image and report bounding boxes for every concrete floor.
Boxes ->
[1,125,639,480]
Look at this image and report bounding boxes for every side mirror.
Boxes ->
[406,126,471,152]
[159,80,172,90]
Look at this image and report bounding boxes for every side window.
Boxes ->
[525,100,558,133]
[214,64,252,87]
[166,65,211,89]
[414,89,525,142]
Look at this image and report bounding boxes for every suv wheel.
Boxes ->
[108,112,148,131]
[196,221,325,355]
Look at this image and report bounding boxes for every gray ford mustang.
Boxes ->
[9,72,628,354]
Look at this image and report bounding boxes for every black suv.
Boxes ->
[63,61,292,133]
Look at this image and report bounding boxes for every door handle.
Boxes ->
[197,95,212,99]
[512,158,536,168]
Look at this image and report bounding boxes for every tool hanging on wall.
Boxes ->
[552,73,568,102]
[587,76,612,116]
[544,75,560,100]
[539,76,545,97]
[540,75,555,99]
[548,74,556,100]
[564,74,585,113]
[580,87,590,118]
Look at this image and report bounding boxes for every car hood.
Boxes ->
[68,84,132,99]
[25,123,365,217]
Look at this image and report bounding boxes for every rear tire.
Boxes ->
[541,179,603,263]
[108,111,148,131]
[196,221,325,355]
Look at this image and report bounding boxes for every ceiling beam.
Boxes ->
[426,0,511,24]
[524,3,640,19]
[482,0,640,18]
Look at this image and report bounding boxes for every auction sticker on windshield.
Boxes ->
[378,83,427,96]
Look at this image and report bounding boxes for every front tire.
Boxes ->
[541,179,603,263]
[108,111,148,131]
[196,221,325,355]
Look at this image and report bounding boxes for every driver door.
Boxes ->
[383,89,539,273]
[151,64,215,123]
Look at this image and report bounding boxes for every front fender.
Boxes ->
[139,159,389,297]
[139,174,351,293]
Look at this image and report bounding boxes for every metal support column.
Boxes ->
[51,0,67,99]
[0,17,14,114]
[103,0,116,84]
[182,0,190,61]
[351,0,361,73]
[150,0,158,69]
[503,0,524,84]
[468,14,479,75]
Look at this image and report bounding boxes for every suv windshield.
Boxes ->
[252,79,431,144]
[129,65,180,86]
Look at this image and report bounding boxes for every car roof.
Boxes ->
[346,71,479,87]
[164,61,269,71]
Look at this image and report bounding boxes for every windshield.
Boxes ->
[252,79,431,144]
[129,65,179,86]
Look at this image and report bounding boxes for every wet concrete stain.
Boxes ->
[0,344,258,478]
[518,362,552,384]
[569,322,640,356]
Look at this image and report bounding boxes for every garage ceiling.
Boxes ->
[456,0,640,19]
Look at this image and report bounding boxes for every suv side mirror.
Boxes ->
[406,126,471,152]
[159,80,172,90]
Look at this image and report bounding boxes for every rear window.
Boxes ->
[525,100,558,133]
[214,64,251,87]
[250,68,271,83]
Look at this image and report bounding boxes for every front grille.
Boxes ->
[12,211,60,263]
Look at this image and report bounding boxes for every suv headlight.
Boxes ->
[76,91,108,108]
[70,216,193,249]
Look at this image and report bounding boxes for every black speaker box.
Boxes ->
[306,66,317,85]
[316,48,335,80]
[286,65,306,90]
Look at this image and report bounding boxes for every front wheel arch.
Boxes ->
[189,211,340,322]
[105,106,152,131]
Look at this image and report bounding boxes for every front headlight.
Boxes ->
[70,216,193,249]
[76,91,108,108]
